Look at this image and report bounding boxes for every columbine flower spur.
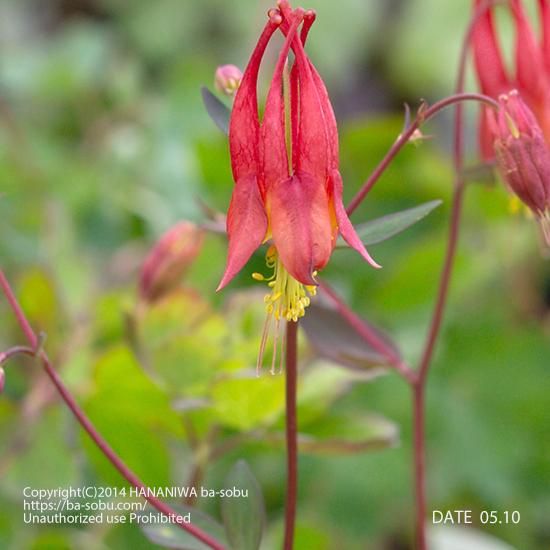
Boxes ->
[216,1,379,372]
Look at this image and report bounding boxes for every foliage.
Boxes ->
[0,1,549,549]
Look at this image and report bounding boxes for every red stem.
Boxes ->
[411,181,466,550]
[412,384,426,550]
[0,345,36,365]
[283,320,298,550]
[410,3,499,546]
[417,182,465,385]
[346,92,497,216]
[318,280,416,384]
[0,269,225,550]
[339,34,498,550]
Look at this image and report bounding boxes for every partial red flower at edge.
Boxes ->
[472,0,550,244]
[490,90,550,243]
[215,1,379,372]
[472,0,550,158]
[471,0,511,160]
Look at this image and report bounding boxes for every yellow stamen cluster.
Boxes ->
[252,247,317,375]
[252,247,317,322]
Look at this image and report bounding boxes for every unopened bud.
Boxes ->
[0,367,5,393]
[492,90,550,242]
[214,64,243,97]
[139,222,205,303]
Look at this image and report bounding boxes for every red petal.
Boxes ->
[260,11,303,191]
[540,0,550,74]
[229,20,278,183]
[329,170,381,269]
[281,8,315,170]
[479,106,497,161]
[309,61,339,172]
[217,175,267,290]
[290,64,300,169]
[511,0,548,106]
[279,11,337,175]
[290,33,330,182]
[472,0,510,97]
[268,173,333,285]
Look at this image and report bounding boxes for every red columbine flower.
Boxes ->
[472,1,550,242]
[216,1,378,370]
[472,0,550,158]
[490,90,550,241]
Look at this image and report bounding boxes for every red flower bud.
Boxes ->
[492,91,550,241]
[139,222,204,303]
[214,64,243,97]
[0,367,5,393]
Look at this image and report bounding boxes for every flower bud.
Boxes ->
[214,64,243,97]
[492,90,550,241]
[139,222,205,303]
[0,367,5,394]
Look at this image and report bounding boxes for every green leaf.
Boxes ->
[140,290,229,396]
[201,86,230,135]
[338,199,442,247]
[298,363,355,418]
[296,361,372,426]
[222,460,265,550]
[17,268,64,350]
[82,346,181,487]
[211,372,285,431]
[4,408,80,490]
[301,303,396,372]
[266,413,398,455]
[139,504,228,550]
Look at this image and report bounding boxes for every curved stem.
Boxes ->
[283,320,298,550]
[0,269,226,550]
[0,345,36,366]
[346,92,497,216]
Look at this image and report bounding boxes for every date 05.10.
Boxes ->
[432,510,521,525]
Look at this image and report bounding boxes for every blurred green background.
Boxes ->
[1,0,549,549]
